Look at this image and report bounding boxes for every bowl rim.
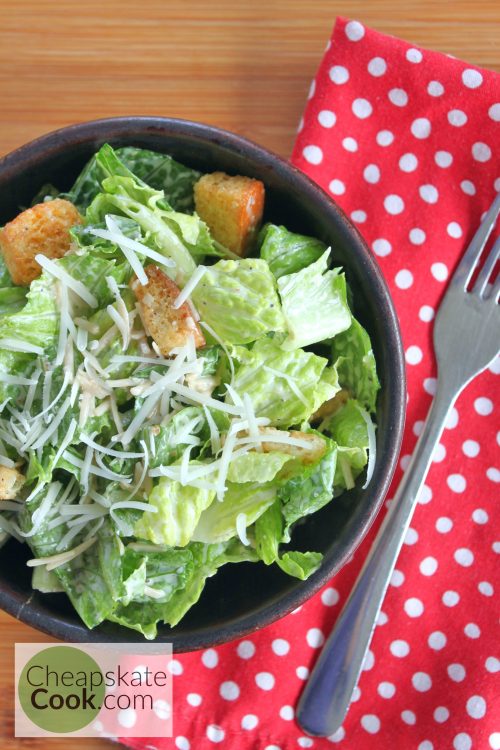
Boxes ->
[0,116,406,650]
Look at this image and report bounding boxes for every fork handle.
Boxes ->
[296,383,459,737]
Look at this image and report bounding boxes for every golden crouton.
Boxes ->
[311,389,350,423]
[0,199,82,286]
[0,466,24,500]
[258,427,327,465]
[194,172,265,256]
[130,265,205,356]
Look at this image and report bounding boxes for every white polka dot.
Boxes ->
[448,109,468,126]
[279,705,294,721]
[413,420,424,436]
[474,397,493,415]
[389,88,408,106]
[175,738,190,750]
[472,508,488,524]
[407,48,423,63]
[302,145,323,165]
[237,640,255,659]
[321,587,339,606]
[478,581,494,596]
[220,681,240,701]
[486,657,500,673]
[368,57,387,76]
[390,639,410,657]
[361,714,380,734]
[363,164,380,183]
[352,98,373,118]
[445,223,463,242]
[435,150,453,168]
[307,80,316,100]
[487,467,500,483]
[432,443,447,462]
[296,666,309,680]
[461,180,476,195]
[306,627,325,648]
[436,516,453,533]
[272,638,290,656]
[372,238,392,257]
[400,454,411,471]
[376,129,394,146]
[202,649,219,668]
[489,356,500,374]
[495,178,500,192]
[419,742,434,750]
[377,610,388,626]
[401,710,417,725]
[405,597,424,617]
[493,542,500,553]
[448,663,466,682]
[413,671,432,692]
[420,556,438,576]
[298,738,314,748]
[428,80,444,96]
[434,707,450,723]
[489,733,500,750]
[351,686,362,702]
[168,659,183,675]
[454,548,474,567]
[409,229,426,247]
[463,439,480,457]
[465,623,481,639]
[445,407,459,429]
[431,262,448,281]
[405,345,422,365]
[453,733,472,750]
[399,153,418,172]
[404,527,419,545]
[206,725,225,743]
[420,184,439,203]
[411,118,431,138]
[351,210,366,223]
[187,693,202,706]
[462,69,483,88]
[448,474,466,494]
[472,142,492,162]
[378,681,396,698]
[328,727,346,743]
[318,110,336,128]
[329,65,349,84]
[466,695,486,719]
[418,305,434,323]
[329,179,345,196]
[241,714,258,730]
[118,707,137,728]
[443,590,460,607]
[153,699,171,720]
[489,103,500,121]
[428,631,447,650]
[395,269,413,289]
[297,117,304,133]
[342,136,358,152]
[345,21,365,41]
[255,672,275,690]
[362,649,375,671]
[264,746,281,750]
[390,569,405,587]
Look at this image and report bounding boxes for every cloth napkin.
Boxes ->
[121,17,499,750]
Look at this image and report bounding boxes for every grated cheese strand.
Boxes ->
[26,536,98,571]
[173,266,206,309]
[35,254,98,308]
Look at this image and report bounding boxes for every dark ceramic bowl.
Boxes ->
[0,117,405,650]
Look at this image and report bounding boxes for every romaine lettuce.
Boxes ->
[331,318,380,413]
[259,223,326,279]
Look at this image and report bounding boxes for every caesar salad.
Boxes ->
[0,144,379,638]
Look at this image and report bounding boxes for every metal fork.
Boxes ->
[297,192,500,738]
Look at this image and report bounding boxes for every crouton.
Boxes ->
[130,265,205,356]
[258,427,327,465]
[194,172,265,256]
[0,199,82,286]
[311,389,350,423]
[0,466,25,500]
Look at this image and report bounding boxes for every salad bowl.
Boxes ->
[0,117,405,650]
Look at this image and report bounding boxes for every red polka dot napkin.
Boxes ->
[120,17,499,750]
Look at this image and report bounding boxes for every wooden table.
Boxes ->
[0,1,498,748]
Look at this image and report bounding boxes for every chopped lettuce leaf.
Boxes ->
[323,399,370,489]
[277,551,323,579]
[259,223,326,279]
[192,482,277,544]
[227,451,293,483]
[0,255,14,287]
[331,318,380,413]
[278,250,351,350]
[134,477,215,547]
[229,337,339,428]
[0,287,27,316]
[191,258,286,345]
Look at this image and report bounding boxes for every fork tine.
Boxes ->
[473,237,500,297]
[451,191,500,290]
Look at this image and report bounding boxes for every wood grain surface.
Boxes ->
[0,1,498,748]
